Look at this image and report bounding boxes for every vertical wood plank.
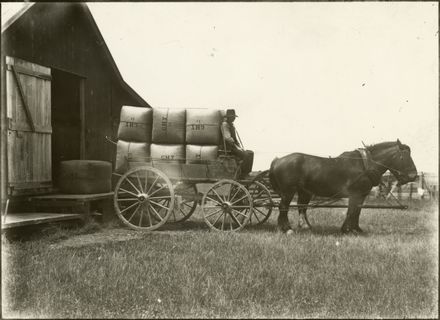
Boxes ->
[79,78,86,159]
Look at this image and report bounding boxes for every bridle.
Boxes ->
[364,145,413,185]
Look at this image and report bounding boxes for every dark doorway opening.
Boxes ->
[51,69,82,186]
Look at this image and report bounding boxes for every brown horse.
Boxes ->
[269,140,417,233]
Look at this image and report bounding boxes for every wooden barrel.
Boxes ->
[58,160,112,194]
[115,140,151,174]
[186,145,218,164]
[185,109,221,144]
[150,144,185,163]
[117,106,153,142]
[152,108,186,143]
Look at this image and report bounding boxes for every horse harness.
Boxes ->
[357,148,382,185]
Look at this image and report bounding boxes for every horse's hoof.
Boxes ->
[354,226,364,233]
[278,225,293,233]
[298,222,311,230]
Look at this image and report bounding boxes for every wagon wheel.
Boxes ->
[247,181,273,226]
[202,179,252,232]
[168,183,198,223]
[114,166,174,231]
[251,170,274,194]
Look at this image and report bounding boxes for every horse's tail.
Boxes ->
[269,157,280,194]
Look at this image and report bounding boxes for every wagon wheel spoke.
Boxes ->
[117,198,138,202]
[227,185,239,202]
[135,171,144,193]
[211,188,226,204]
[148,204,165,222]
[232,208,249,219]
[150,200,170,211]
[205,196,222,206]
[125,177,142,195]
[120,201,140,215]
[149,195,172,200]
[205,207,223,218]
[251,210,261,223]
[119,188,139,198]
[146,176,160,195]
[143,206,153,227]
[144,170,149,194]
[230,210,244,228]
[148,184,168,197]
[127,204,141,222]
[138,206,144,227]
[230,195,249,205]
[212,211,225,226]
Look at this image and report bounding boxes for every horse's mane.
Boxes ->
[365,141,410,152]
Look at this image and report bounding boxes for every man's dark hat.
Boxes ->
[226,109,238,118]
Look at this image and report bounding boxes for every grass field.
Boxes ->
[2,200,438,318]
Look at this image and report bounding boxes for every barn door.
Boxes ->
[5,56,52,195]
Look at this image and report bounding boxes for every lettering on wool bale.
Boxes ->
[117,106,152,142]
[152,108,186,143]
[150,144,185,164]
[186,109,221,144]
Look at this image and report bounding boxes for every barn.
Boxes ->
[1,2,150,210]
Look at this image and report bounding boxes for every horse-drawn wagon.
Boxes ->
[111,106,417,234]
[111,106,273,232]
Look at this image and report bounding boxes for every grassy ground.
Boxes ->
[2,201,438,318]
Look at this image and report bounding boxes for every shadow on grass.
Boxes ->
[2,217,102,243]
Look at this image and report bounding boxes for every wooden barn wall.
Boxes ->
[1,3,145,193]
[1,46,7,203]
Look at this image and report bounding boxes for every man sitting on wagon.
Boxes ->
[221,109,254,178]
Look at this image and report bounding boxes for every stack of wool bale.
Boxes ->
[115,106,152,173]
[150,108,186,163]
[185,109,221,165]
[115,106,224,174]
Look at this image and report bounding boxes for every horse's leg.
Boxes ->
[352,195,367,233]
[278,192,295,233]
[297,190,312,229]
[341,195,363,234]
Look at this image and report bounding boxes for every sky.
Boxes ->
[3,2,439,173]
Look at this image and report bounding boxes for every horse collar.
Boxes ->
[357,148,370,170]
[357,148,381,185]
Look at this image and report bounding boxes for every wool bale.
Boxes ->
[186,109,221,144]
[117,106,152,142]
[152,108,186,143]
[186,145,218,164]
[115,140,150,173]
[58,160,112,194]
[150,144,185,163]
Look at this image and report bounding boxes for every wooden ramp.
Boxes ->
[2,213,84,230]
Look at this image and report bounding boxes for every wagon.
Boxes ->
[112,148,274,232]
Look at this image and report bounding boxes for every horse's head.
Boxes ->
[387,139,417,185]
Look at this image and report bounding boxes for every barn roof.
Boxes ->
[1,2,150,108]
